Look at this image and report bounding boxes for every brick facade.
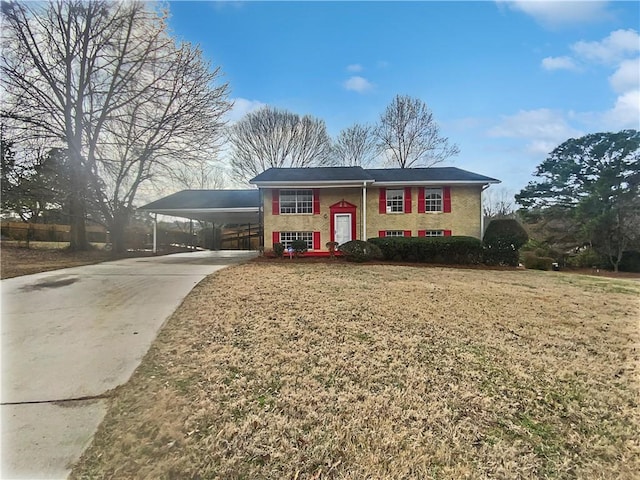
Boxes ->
[264,185,483,251]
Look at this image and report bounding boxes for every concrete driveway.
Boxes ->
[1,250,257,479]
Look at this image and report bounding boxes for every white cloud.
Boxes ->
[609,57,640,94]
[343,76,373,93]
[602,89,640,130]
[541,55,578,71]
[346,64,363,72]
[488,109,583,154]
[571,29,640,65]
[540,29,639,133]
[498,0,611,28]
[226,98,266,123]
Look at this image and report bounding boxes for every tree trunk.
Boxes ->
[67,154,89,251]
[110,209,131,254]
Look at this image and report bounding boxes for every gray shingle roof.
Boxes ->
[250,167,374,183]
[139,189,260,210]
[364,167,499,183]
[249,166,499,184]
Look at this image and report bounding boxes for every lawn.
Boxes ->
[71,263,639,479]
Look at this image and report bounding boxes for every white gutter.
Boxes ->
[372,180,501,187]
[142,207,260,214]
[480,183,492,238]
[362,181,367,240]
[250,182,373,189]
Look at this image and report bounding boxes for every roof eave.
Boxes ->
[251,180,375,188]
[138,207,260,213]
[372,179,501,186]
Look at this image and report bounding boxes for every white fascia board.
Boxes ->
[372,180,501,187]
[140,207,259,214]
[251,181,374,188]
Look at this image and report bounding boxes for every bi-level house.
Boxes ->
[249,166,500,254]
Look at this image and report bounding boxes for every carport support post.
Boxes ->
[153,213,157,254]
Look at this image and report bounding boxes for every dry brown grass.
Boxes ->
[0,243,116,279]
[71,263,640,479]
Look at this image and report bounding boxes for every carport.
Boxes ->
[139,189,261,253]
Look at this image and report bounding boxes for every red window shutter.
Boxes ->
[378,188,386,214]
[443,187,451,213]
[272,190,279,215]
[444,230,452,237]
[403,230,411,237]
[418,187,425,214]
[313,189,320,214]
[418,230,426,237]
[313,231,320,249]
[272,231,280,246]
[404,187,412,213]
[378,230,386,238]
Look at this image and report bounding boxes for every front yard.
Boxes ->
[71,263,639,479]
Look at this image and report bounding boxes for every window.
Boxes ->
[279,231,313,250]
[424,230,444,237]
[385,230,405,237]
[386,189,404,213]
[425,188,443,212]
[279,190,313,214]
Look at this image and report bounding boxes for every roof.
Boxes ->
[138,189,260,224]
[250,166,499,185]
[140,189,259,210]
[364,167,500,184]
[250,167,374,184]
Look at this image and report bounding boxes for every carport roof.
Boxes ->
[139,189,260,224]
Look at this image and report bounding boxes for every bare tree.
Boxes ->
[483,187,516,220]
[374,95,459,168]
[1,1,230,251]
[228,106,333,184]
[333,123,378,167]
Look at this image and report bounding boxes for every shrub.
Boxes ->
[483,219,529,266]
[326,241,339,258]
[291,239,308,257]
[273,242,285,258]
[523,253,554,271]
[338,240,383,262]
[566,246,604,268]
[368,236,483,264]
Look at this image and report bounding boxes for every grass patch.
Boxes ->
[71,264,639,479]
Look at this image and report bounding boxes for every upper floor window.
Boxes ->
[425,188,443,212]
[280,190,313,214]
[386,189,404,213]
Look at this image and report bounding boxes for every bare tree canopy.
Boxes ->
[483,187,516,220]
[374,95,459,168]
[332,123,378,167]
[228,106,333,184]
[1,0,230,251]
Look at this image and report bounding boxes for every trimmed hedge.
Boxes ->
[368,236,483,264]
[338,240,383,262]
[523,253,554,271]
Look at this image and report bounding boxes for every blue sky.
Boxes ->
[167,1,640,197]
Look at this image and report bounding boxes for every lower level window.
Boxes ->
[385,230,405,237]
[279,231,313,250]
[424,230,444,237]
